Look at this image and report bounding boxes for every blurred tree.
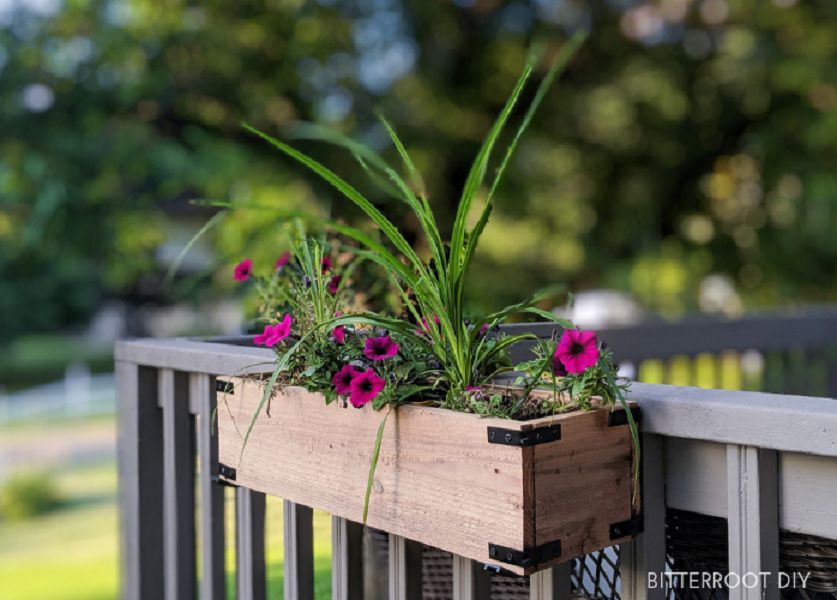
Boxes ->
[1,0,836,342]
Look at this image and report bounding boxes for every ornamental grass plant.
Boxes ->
[217,33,640,518]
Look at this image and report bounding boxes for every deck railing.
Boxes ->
[115,311,837,600]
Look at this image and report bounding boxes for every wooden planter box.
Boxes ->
[216,377,641,575]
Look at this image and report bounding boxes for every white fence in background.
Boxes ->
[0,364,115,425]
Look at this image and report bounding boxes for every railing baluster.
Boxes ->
[620,433,667,600]
[388,534,423,600]
[726,445,779,600]
[529,562,571,600]
[159,369,197,600]
[116,361,165,600]
[190,373,226,600]
[236,488,266,600]
[452,555,490,600]
[283,501,314,600]
[332,516,364,600]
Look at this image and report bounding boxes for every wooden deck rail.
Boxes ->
[115,327,837,600]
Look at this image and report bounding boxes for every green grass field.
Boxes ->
[0,461,334,600]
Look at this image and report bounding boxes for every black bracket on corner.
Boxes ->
[216,379,234,394]
[214,463,237,487]
[487,539,562,569]
[608,406,641,427]
[487,424,561,447]
[609,514,643,539]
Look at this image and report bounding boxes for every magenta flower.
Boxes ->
[465,385,481,394]
[327,275,342,294]
[275,251,291,271]
[478,323,489,336]
[415,315,441,337]
[321,256,333,274]
[233,259,253,282]
[332,365,359,396]
[363,335,399,361]
[555,329,599,374]
[332,325,346,344]
[253,314,293,347]
[551,351,567,377]
[349,368,385,408]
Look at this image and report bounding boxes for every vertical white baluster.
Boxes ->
[726,445,779,600]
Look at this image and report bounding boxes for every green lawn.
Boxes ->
[0,461,333,600]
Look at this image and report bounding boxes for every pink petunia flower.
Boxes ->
[415,315,441,337]
[555,329,599,374]
[332,325,346,344]
[363,335,399,361]
[349,368,385,408]
[332,364,359,396]
[321,256,333,274]
[253,313,293,347]
[275,251,291,271]
[551,351,567,377]
[327,275,342,294]
[233,259,253,282]
[478,323,490,336]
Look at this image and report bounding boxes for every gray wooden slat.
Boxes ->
[190,373,226,600]
[452,555,490,600]
[387,534,422,600]
[116,361,164,600]
[116,338,275,375]
[726,445,779,600]
[529,562,571,600]
[236,488,266,600]
[503,305,837,361]
[284,501,314,600]
[332,516,364,600]
[159,369,197,600]
[631,382,837,457]
[620,433,666,600]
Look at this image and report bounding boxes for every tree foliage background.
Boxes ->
[1,0,836,342]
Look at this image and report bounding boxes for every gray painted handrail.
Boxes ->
[115,325,837,600]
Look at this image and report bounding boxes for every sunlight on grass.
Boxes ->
[0,460,333,600]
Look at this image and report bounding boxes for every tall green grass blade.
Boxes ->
[243,123,427,278]
[461,33,586,292]
[362,407,391,525]
[377,113,427,199]
[448,61,534,280]
[162,209,226,287]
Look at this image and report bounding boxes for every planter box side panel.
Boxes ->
[533,407,635,567]
[216,378,528,571]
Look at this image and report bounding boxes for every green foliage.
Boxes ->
[0,472,62,521]
[247,37,584,409]
[2,1,837,344]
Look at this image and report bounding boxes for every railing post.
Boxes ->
[620,433,667,600]
[529,562,571,600]
[236,488,266,600]
[332,516,364,600]
[116,361,164,600]
[388,534,423,600]
[159,369,196,600]
[190,373,226,600]
[726,445,779,600]
[283,500,314,600]
[452,555,490,600]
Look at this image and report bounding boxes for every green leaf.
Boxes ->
[243,123,427,278]
[460,32,587,292]
[448,61,534,280]
[363,408,391,525]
